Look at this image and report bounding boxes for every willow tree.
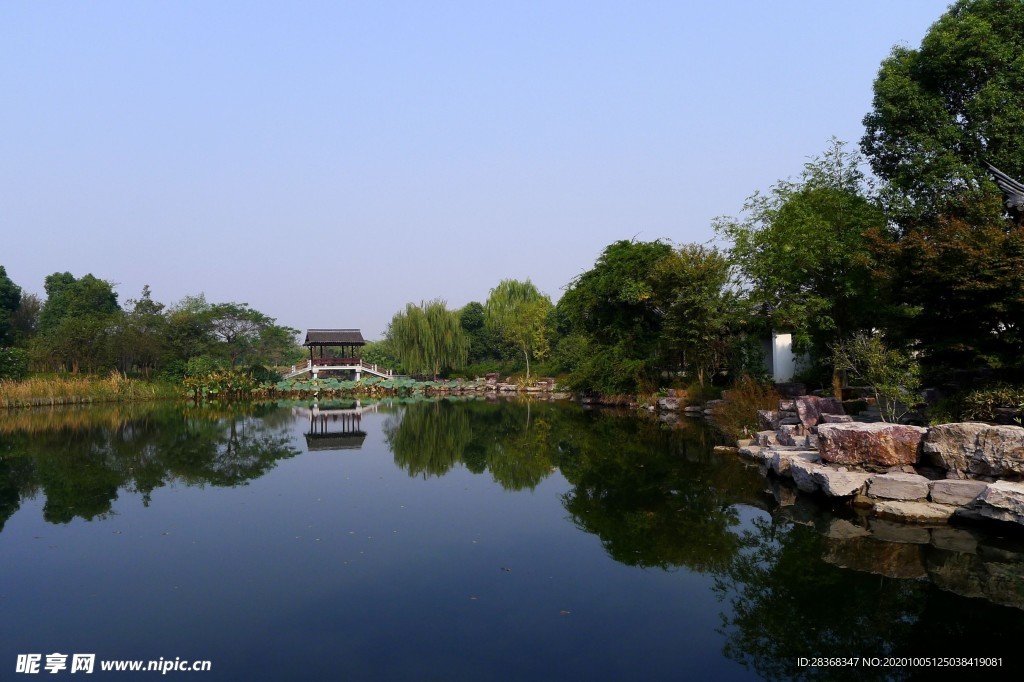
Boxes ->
[388,299,468,380]
[484,279,553,379]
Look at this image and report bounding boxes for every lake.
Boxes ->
[1,399,1023,680]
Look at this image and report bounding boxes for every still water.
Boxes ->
[1,399,1023,681]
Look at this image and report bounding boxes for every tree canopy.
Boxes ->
[715,140,884,362]
[484,279,553,379]
[387,299,468,380]
[0,265,22,346]
[861,0,1024,230]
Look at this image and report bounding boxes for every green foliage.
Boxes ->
[653,243,739,386]
[484,279,553,379]
[360,338,404,372]
[459,301,506,364]
[556,240,673,393]
[861,0,1024,230]
[932,384,1024,423]
[387,299,468,379]
[831,333,921,423]
[34,272,121,373]
[715,139,883,359]
[0,265,23,346]
[0,347,29,380]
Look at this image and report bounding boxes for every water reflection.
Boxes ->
[3,399,1024,677]
[0,402,300,527]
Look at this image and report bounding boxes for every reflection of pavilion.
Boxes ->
[293,401,380,451]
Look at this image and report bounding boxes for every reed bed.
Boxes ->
[0,373,177,409]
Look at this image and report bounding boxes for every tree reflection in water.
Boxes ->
[0,402,300,526]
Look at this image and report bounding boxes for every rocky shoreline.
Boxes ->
[724,395,1024,530]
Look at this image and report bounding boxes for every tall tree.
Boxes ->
[860,0,1024,378]
[651,244,739,386]
[113,285,167,377]
[0,266,22,347]
[35,272,120,373]
[387,299,468,380]
[861,0,1024,231]
[714,140,884,363]
[555,239,674,393]
[484,279,553,379]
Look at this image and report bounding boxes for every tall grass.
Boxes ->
[711,375,781,441]
[0,373,177,409]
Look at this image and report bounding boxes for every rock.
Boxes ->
[817,422,927,468]
[683,405,704,414]
[789,457,821,493]
[779,400,795,412]
[713,445,738,455]
[738,445,765,461]
[756,430,778,447]
[777,416,802,427]
[929,479,988,506]
[974,481,1024,525]
[872,500,955,524]
[657,397,679,411]
[820,413,853,424]
[923,422,1024,479]
[804,434,819,450]
[769,449,820,477]
[795,395,845,428]
[812,467,871,497]
[550,392,571,400]
[867,472,930,501]
[776,424,803,446]
[757,409,780,430]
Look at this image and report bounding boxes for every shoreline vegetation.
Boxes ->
[0,374,177,409]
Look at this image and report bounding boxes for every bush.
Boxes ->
[0,347,29,380]
[831,333,921,423]
[956,384,1024,423]
[711,374,781,440]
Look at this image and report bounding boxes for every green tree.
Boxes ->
[714,140,884,374]
[458,301,503,364]
[35,272,121,373]
[831,333,921,422]
[555,239,674,393]
[114,285,167,377]
[0,265,22,346]
[861,0,1024,230]
[10,293,41,345]
[484,279,553,379]
[164,294,216,365]
[387,299,468,379]
[651,243,739,386]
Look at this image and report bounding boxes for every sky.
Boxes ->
[1,1,953,339]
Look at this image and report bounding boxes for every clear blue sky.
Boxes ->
[1,1,952,338]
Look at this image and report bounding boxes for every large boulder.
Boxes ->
[794,395,845,428]
[817,422,927,468]
[923,422,1024,479]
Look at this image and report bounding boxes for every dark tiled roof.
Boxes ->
[304,329,365,346]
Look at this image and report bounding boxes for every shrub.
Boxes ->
[0,347,29,380]
[711,374,781,440]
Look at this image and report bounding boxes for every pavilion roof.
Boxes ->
[303,329,366,346]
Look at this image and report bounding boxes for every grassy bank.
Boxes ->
[0,374,178,408]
